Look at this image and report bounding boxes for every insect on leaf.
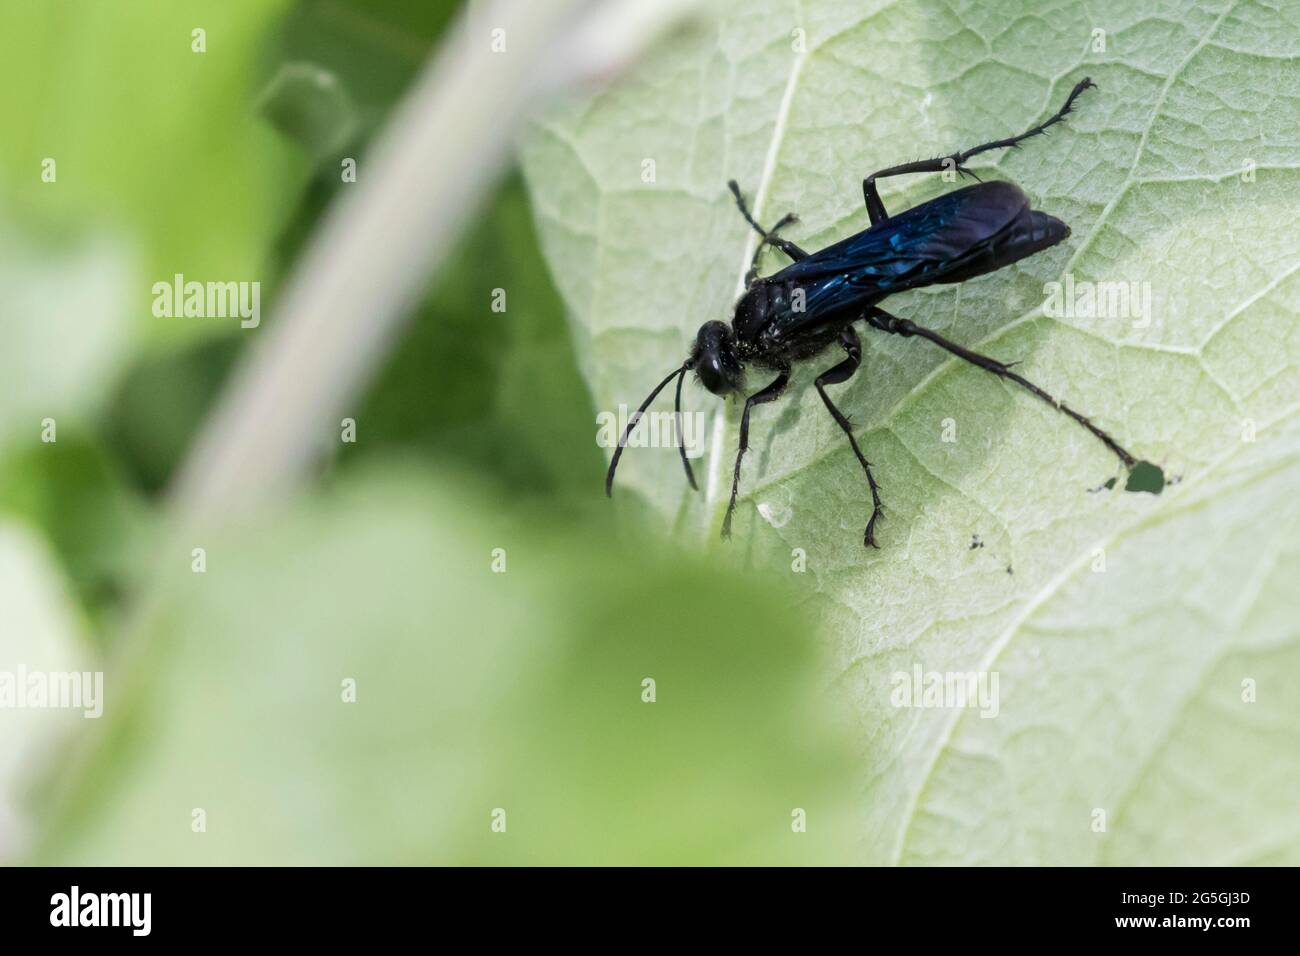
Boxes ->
[523,0,1300,864]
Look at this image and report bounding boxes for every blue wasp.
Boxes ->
[607,78,1162,547]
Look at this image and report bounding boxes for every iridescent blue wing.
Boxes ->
[770,180,1034,328]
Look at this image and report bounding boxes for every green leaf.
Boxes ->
[522,0,1300,863]
[29,470,855,865]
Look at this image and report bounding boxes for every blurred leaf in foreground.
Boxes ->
[31,470,855,865]
[0,523,98,862]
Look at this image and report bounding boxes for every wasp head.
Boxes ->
[690,320,743,396]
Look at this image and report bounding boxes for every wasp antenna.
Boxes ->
[605,362,692,497]
[674,364,698,491]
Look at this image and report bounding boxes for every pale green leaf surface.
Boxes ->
[522,0,1300,863]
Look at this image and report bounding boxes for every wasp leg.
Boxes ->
[867,306,1138,469]
[862,77,1096,224]
[815,327,884,548]
[744,212,801,287]
[728,180,808,285]
[722,366,791,540]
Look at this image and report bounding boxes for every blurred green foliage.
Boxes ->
[345,177,603,503]
[0,0,858,864]
[1,0,602,619]
[32,469,855,865]
[0,0,300,349]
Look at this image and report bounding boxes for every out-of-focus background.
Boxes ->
[0,0,856,866]
[1,0,1297,865]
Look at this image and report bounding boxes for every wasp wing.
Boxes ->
[769,181,1062,333]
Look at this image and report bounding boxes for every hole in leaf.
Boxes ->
[1125,461,1165,495]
